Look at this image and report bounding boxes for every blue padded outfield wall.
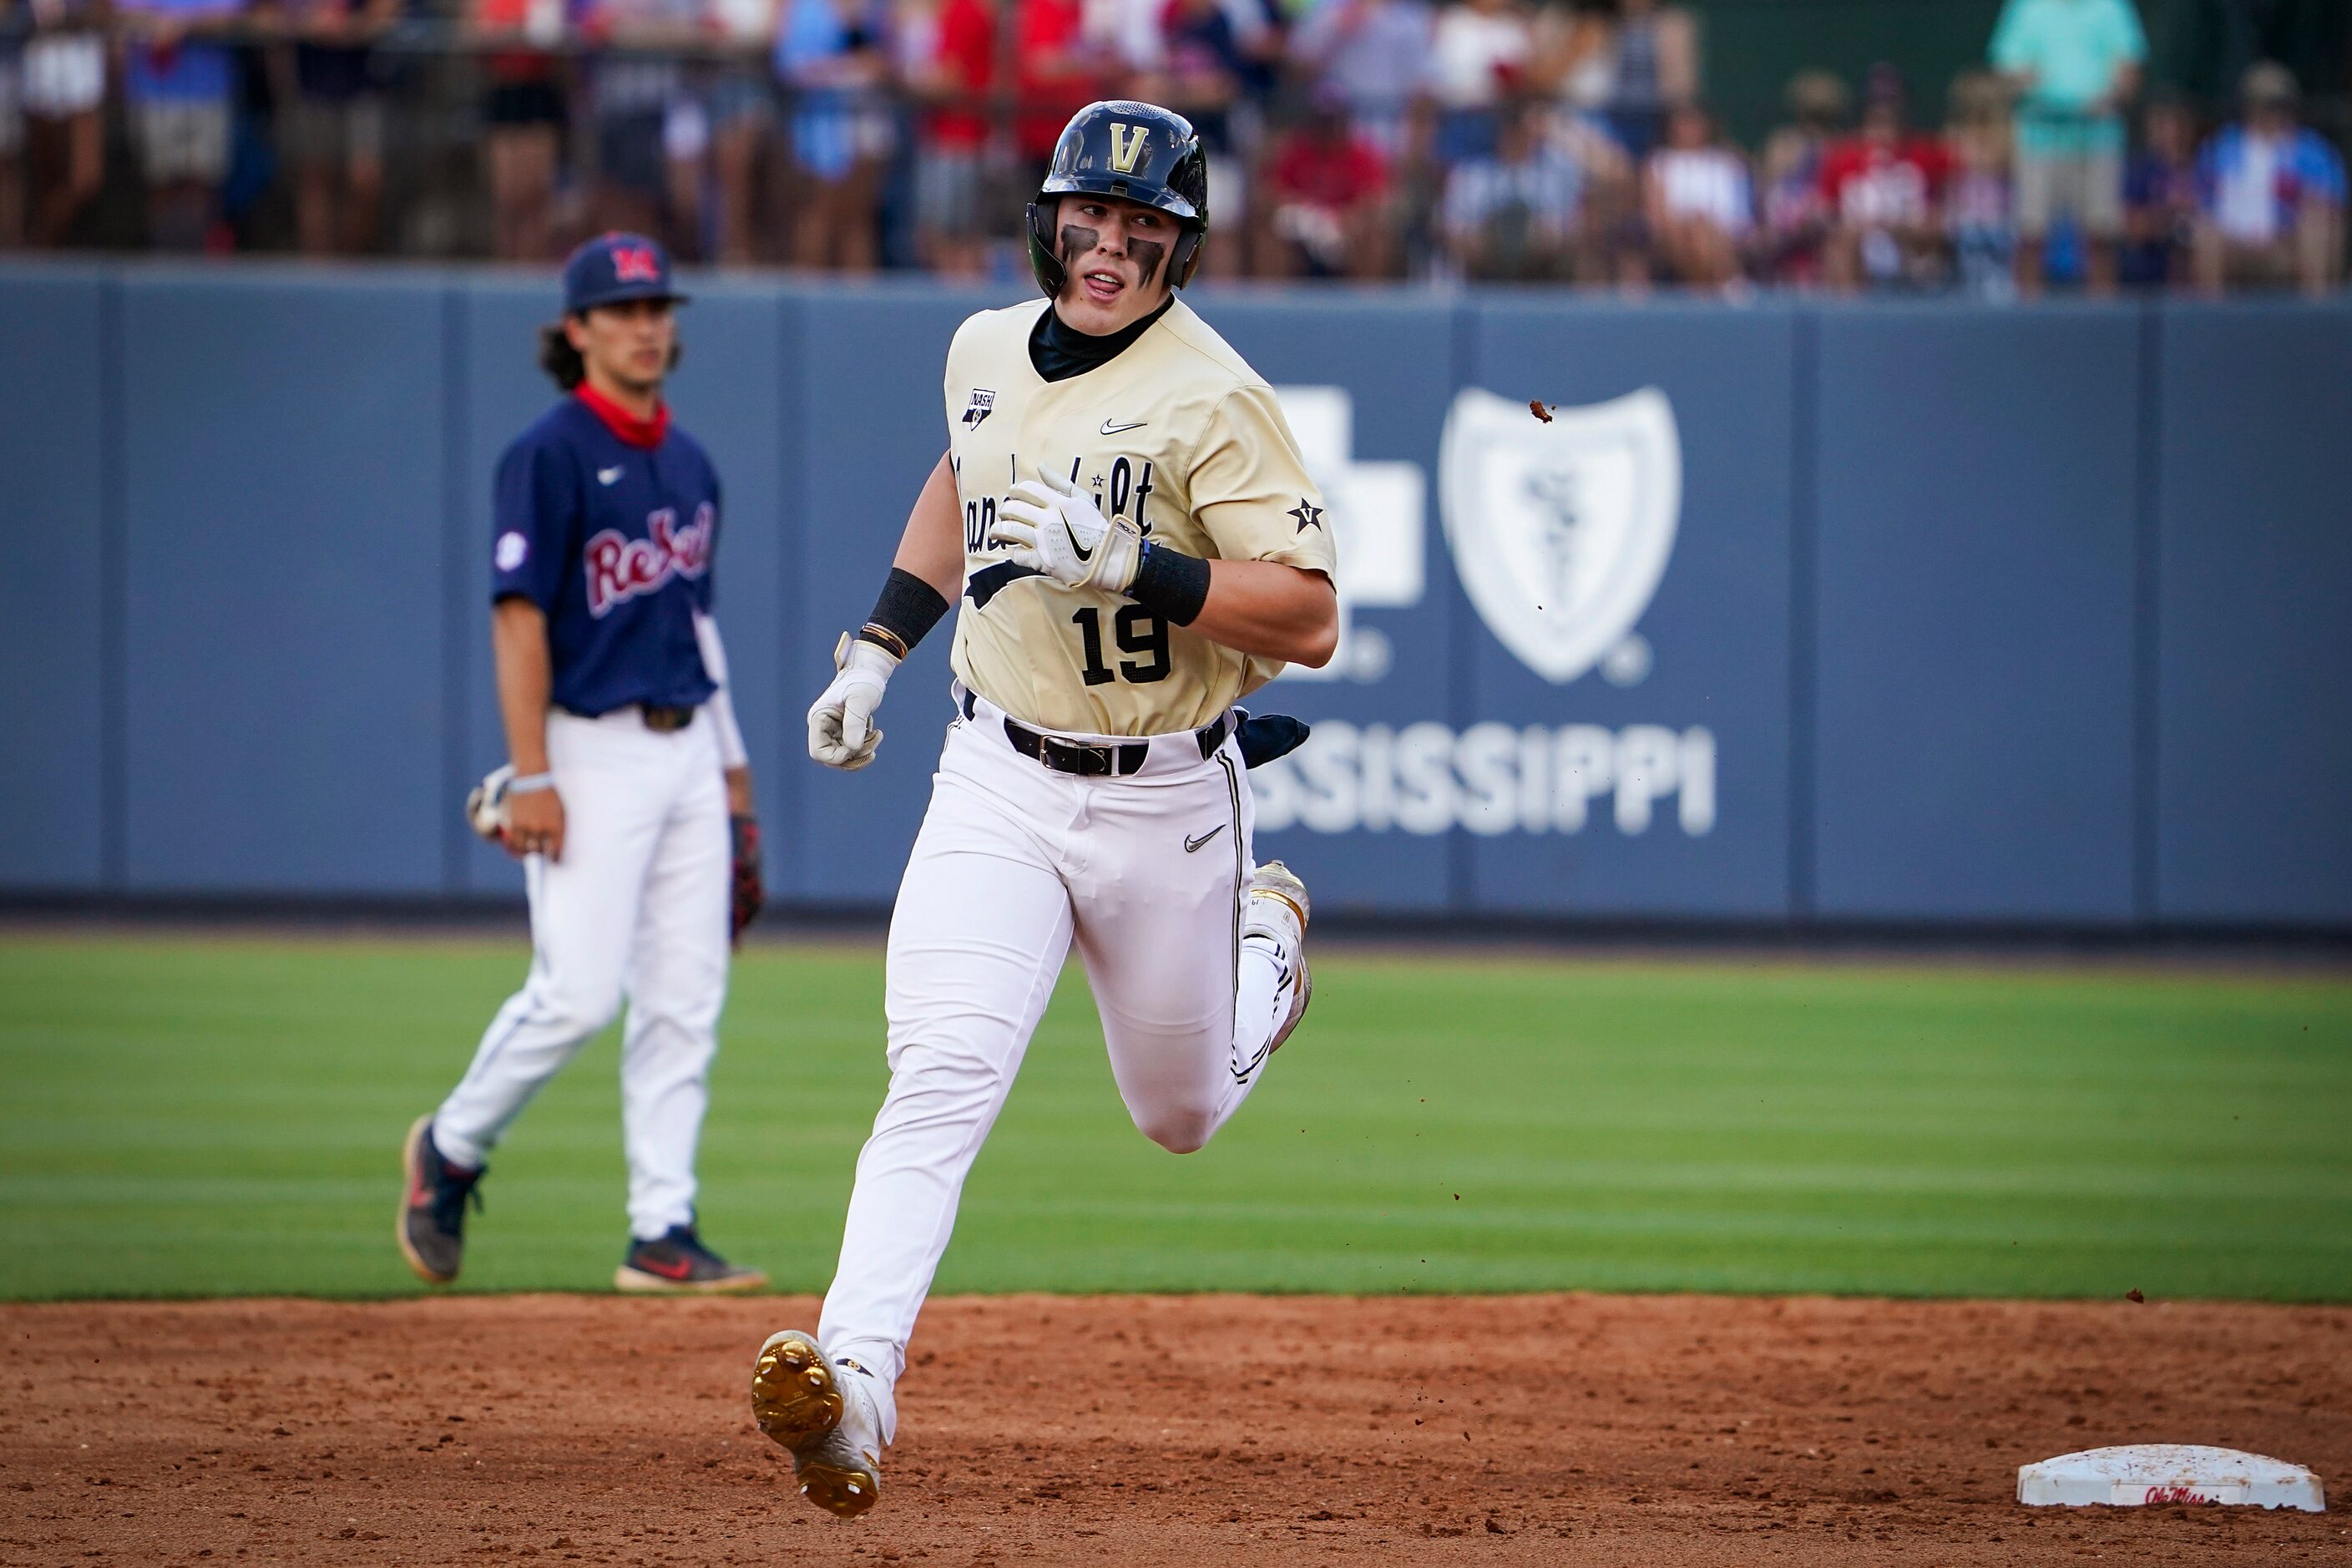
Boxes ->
[1,260,2346,930]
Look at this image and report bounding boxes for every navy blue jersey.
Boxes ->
[491,394,721,716]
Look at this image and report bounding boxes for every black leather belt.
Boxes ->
[961,688,1229,776]
[561,704,696,732]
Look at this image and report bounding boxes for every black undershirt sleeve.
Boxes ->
[1125,540,1211,626]
[857,566,950,658]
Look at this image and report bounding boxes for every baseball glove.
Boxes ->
[731,814,766,944]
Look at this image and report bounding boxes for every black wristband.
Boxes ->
[1125,540,1211,626]
[862,567,950,657]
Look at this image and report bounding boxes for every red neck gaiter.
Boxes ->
[576,382,671,450]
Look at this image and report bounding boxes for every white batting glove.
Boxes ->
[994,469,1143,593]
[807,632,898,771]
[465,765,515,842]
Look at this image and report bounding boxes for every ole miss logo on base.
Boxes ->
[585,504,712,616]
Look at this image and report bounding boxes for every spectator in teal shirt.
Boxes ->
[1990,0,2145,296]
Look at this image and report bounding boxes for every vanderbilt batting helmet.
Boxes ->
[1027,100,1210,298]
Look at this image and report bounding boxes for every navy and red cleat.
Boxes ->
[398,1115,484,1285]
[616,1225,768,1293]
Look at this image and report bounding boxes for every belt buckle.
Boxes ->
[1038,736,1093,775]
[642,705,691,733]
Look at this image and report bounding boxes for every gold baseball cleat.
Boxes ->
[751,1329,885,1518]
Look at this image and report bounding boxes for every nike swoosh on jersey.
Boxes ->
[597,467,625,485]
[1184,826,1225,853]
[1063,521,1095,562]
[1099,418,1148,436]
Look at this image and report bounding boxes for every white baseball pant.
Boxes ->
[433,705,731,1240]
[818,691,1301,1424]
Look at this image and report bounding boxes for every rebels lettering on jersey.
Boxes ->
[586,505,713,616]
[491,396,723,717]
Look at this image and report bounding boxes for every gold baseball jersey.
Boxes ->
[943,297,1338,736]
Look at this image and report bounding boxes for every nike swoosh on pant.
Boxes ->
[1185,827,1225,852]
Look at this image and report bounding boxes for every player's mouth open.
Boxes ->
[1081,270,1125,302]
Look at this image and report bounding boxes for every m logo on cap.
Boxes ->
[1107,124,1150,175]
[611,245,663,283]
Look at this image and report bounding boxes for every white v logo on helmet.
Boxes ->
[1107,124,1149,175]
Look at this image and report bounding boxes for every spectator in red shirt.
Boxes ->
[911,0,994,274]
[1262,89,1393,277]
[1014,0,1100,175]
[1819,63,1952,291]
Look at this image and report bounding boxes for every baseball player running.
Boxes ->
[751,101,1338,1517]
[399,233,768,1294]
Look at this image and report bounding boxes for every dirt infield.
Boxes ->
[3,1294,2344,1565]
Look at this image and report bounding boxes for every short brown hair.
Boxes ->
[537,316,684,392]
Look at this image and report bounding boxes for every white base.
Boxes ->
[2017,1445,2325,1511]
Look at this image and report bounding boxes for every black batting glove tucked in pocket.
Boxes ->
[1236,714,1311,770]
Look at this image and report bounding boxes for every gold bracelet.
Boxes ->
[857,623,910,660]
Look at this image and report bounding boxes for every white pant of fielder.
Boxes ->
[435,706,731,1239]
[817,692,1303,1434]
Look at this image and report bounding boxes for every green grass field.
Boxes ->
[0,933,2347,1303]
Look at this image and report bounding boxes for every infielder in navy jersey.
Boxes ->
[400,233,767,1294]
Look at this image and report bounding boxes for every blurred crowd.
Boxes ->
[0,0,2343,294]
